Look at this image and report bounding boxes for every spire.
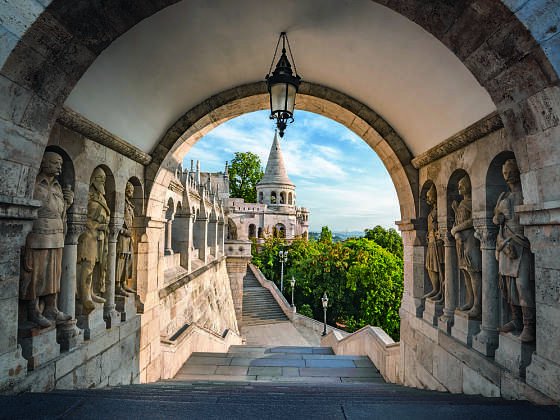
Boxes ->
[258,130,294,186]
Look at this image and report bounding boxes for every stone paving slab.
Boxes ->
[255,376,344,383]
[300,354,369,360]
[248,366,283,376]
[299,367,382,378]
[171,374,257,382]
[305,359,356,368]
[352,358,376,368]
[187,356,232,366]
[267,346,333,354]
[282,367,300,377]
[191,352,231,358]
[249,358,306,367]
[215,366,250,376]
[341,377,386,383]
[176,365,218,375]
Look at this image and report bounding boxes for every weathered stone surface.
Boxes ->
[451,311,481,347]
[495,332,536,378]
[77,304,106,341]
[18,325,60,370]
[462,364,500,398]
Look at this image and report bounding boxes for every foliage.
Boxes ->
[298,304,313,318]
[251,227,404,341]
[364,225,403,259]
[228,152,264,203]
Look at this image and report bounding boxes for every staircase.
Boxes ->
[172,345,384,383]
[242,268,289,325]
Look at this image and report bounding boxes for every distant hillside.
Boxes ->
[308,231,364,242]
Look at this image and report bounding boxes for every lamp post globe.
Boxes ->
[278,250,288,294]
[265,32,301,138]
[290,276,295,307]
[321,292,329,336]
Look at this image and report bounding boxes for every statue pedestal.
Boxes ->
[451,311,481,346]
[18,323,60,371]
[116,294,136,322]
[56,319,83,352]
[495,332,535,377]
[76,304,106,341]
[472,326,500,357]
[423,299,444,326]
[438,309,454,334]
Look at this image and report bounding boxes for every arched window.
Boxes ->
[258,227,263,238]
[258,192,263,203]
[248,224,256,238]
[276,223,286,238]
[271,191,277,204]
[279,192,286,204]
[288,192,293,205]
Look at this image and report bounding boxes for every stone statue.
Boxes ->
[451,176,482,318]
[493,159,535,342]
[20,152,74,328]
[77,167,110,314]
[423,185,445,303]
[116,182,137,297]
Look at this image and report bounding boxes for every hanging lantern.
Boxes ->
[265,32,301,138]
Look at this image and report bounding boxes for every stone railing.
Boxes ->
[160,322,242,379]
[321,325,400,384]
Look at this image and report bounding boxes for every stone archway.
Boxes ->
[145,81,418,223]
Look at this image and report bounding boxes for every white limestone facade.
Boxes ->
[202,131,309,241]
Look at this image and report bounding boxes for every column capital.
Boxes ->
[439,229,455,246]
[108,218,123,243]
[65,212,87,245]
[474,225,498,250]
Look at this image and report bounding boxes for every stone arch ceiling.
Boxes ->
[64,0,496,156]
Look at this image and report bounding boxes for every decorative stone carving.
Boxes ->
[116,182,137,297]
[77,167,110,315]
[451,176,482,318]
[494,159,535,343]
[20,152,73,328]
[423,185,444,304]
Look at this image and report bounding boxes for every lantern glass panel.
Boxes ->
[285,83,297,114]
[271,83,287,114]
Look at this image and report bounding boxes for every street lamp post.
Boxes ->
[278,250,288,294]
[290,276,295,307]
[321,292,329,336]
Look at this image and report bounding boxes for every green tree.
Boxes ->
[364,225,403,259]
[228,152,264,203]
[319,226,333,243]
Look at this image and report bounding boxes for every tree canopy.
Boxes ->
[251,225,404,340]
[364,225,403,259]
[228,152,264,203]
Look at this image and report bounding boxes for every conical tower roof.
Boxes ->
[258,131,294,187]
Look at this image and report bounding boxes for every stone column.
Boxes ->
[103,220,121,328]
[396,220,427,318]
[472,224,500,357]
[60,213,86,318]
[194,215,208,264]
[438,231,457,333]
[225,240,252,328]
[164,217,174,255]
[174,213,193,272]
[208,218,218,257]
[218,219,225,256]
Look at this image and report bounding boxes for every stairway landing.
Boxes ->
[171,345,383,384]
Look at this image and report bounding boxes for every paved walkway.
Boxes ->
[172,345,383,384]
[241,320,319,346]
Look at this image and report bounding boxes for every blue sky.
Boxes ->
[183,110,400,232]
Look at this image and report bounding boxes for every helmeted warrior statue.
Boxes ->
[451,176,482,318]
[77,167,110,314]
[116,181,137,297]
[424,185,445,303]
[494,159,535,342]
[20,152,74,327]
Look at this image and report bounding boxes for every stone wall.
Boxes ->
[399,128,560,404]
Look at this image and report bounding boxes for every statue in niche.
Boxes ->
[116,182,137,297]
[20,152,73,328]
[494,159,535,342]
[423,185,445,303]
[451,176,482,318]
[77,167,110,314]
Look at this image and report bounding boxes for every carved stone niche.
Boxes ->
[420,182,445,324]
